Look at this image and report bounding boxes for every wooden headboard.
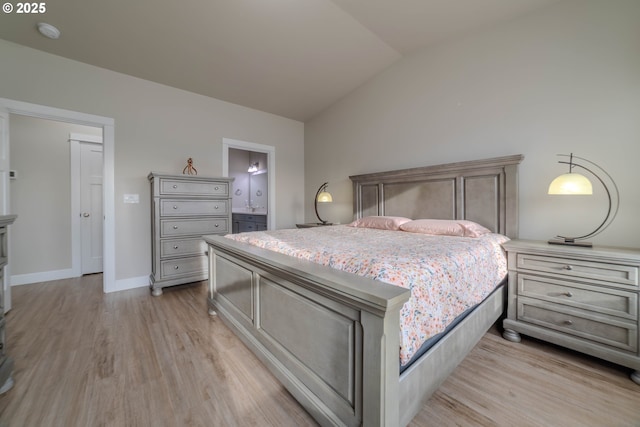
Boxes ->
[349,155,524,239]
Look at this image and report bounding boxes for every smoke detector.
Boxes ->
[37,22,61,39]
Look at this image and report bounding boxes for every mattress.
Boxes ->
[225,225,509,366]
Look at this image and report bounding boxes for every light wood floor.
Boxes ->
[0,275,638,427]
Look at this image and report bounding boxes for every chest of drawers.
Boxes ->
[149,173,233,296]
[502,240,640,385]
[0,215,16,394]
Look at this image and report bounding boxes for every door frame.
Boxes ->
[70,133,103,277]
[222,138,276,230]
[0,98,116,294]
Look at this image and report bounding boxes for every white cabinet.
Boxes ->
[0,215,16,394]
[149,173,233,296]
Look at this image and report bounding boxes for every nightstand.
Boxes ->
[295,223,333,228]
[502,239,640,385]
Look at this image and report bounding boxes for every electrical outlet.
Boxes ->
[123,194,139,204]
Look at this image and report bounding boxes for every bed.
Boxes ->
[203,154,523,426]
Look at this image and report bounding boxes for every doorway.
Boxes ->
[0,98,116,305]
[9,117,103,285]
[222,138,276,230]
[70,134,104,275]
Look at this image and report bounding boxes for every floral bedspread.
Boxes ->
[225,225,509,366]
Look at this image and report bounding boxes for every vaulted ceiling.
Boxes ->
[0,0,560,121]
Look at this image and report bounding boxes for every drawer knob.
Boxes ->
[215,186,219,190]
[174,265,179,270]
[172,185,178,189]
[215,224,219,228]
[173,245,179,249]
[563,265,573,271]
[214,205,219,209]
[563,320,573,326]
[173,205,178,209]
[173,225,178,229]
[563,292,573,298]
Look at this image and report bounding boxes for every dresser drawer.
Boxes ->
[161,218,229,237]
[160,255,207,279]
[518,274,637,320]
[518,297,637,352]
[516,253,639,288]
[160,199,229,217]
[160,179,229,197]
[160,238,207,258]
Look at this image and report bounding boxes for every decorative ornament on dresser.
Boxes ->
[182,157,198,175]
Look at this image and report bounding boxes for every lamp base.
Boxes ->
[548,238,592,248]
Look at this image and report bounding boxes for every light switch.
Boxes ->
[124,194,139,204]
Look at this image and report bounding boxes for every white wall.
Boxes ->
[0,39,304,286]
[9,115,101,276]
[305,0,640,248]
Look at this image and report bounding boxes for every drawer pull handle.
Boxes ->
[563,320,573,326]
[173,225,178,229]
[215,224,219,228]
[563,292,573,297]
[173,185,178,189]
[173,245,179,249]
[215,186,219,190]
[563,265,573,271]
[173,205,178,209]
[214,205,219,209]
[174,266,179,270]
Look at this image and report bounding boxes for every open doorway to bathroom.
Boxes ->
[228,149,268,233]
[222,138,276,231]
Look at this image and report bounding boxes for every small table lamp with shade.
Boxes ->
[314,182,333,225]
[547,153,619,247]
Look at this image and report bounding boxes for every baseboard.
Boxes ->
[110,275,148,293]
[12,270,148,294]
[11,269,76,286]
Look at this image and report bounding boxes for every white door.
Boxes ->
[0,109,11,311]
[80,142,103,274]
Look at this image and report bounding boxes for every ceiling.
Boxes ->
[0,0,560,122]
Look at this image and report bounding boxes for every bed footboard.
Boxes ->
[205,235,410,427]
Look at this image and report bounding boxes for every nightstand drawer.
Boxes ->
[160,199,229,216]
[516,253,638,288]
[518,298,637,352]
[518,274,637,320]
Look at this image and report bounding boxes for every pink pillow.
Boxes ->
[348,216,412,231]
[399,219,491,237]
[460,220,492,237]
